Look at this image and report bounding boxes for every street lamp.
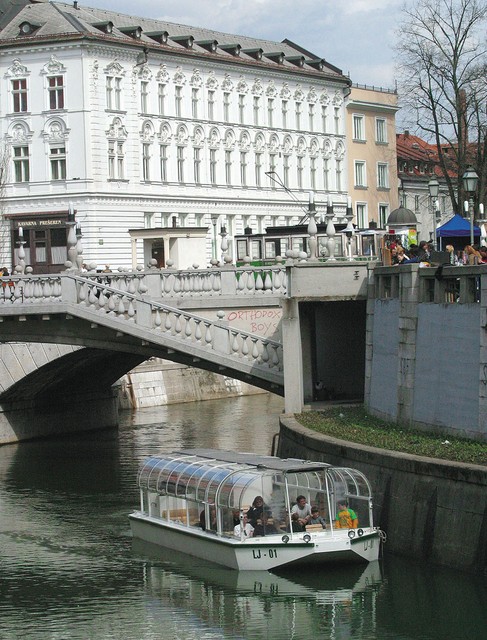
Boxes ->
[210,213,218,262]
[462,166,479,246]
[307,191,318,260]
[428,176,439,249]
[398,177,405,207]
[342,197,354,261]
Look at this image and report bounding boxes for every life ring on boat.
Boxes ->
[357,528,364,537]
[303,534,311,543]
[348,529,356,539]
[281,535,290,544]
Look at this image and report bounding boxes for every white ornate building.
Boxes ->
[0,0,351,271]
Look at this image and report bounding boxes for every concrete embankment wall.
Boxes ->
[365,266,487,441]
[117,358,265,409]
[278,415,487,575]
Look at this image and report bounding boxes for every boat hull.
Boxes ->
[129,512,381,571]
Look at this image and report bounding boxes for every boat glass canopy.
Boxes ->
[137,450,374,513]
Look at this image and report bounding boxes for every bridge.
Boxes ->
[2,261,486,445]
[0,262,370,443]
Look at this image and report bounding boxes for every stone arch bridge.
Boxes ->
[0,262,371,443]
[0,267,287,443]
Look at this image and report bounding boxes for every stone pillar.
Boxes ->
[363,263,376,408]
[282,297,304,413]
[131,238,137,269]
[60,274,78,303]
[397,265,420,425]
[220,269,238,295]
[142,271,163,299]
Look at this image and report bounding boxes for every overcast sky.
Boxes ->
[89,0,401,89]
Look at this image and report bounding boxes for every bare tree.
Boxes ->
[396,0,487,212]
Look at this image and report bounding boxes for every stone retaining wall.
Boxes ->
[278,414,487,575]
[117,359,265,409]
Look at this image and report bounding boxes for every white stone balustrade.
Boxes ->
[71,276,283,377]
[159,266,287,297]
[0,276,63,305]
[161,269,222,297]
[69,265,287,299]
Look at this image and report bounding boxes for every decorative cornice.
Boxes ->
[41,54,66,76]
[5,58,29,77]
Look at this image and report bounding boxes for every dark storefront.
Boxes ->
[8,212,69,274]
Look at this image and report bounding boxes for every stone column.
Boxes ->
[397,264,420,424]
[363,263,376,408]
[131,238,137,269]
[281,296,304,413]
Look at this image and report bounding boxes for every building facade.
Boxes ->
[346,85,399,230]
[396,131,455,244]
[0,0,353,272]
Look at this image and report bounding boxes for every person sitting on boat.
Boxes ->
[335,501,358,529]
[246,496,271,526]
[290,512,305,532]
[233,513,254,538]
[199,505,217,531]
[291,495,312,526]
[253,512,279,537]
[308,506,327,529]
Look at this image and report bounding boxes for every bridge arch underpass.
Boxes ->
[0,310,284,398]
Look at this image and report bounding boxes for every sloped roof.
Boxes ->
[396,132,438,163]
[0,0,41,29]
[396,132,457,180]
[0,1,348,80]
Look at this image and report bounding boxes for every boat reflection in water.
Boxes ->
[132,539,383,639]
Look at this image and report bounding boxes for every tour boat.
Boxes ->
[129,449,385,571]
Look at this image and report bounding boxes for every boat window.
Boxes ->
[137,452,374,534]
[175,460,209,497]
[217,470,260,508]
[326,468,372,499]
[194,464,232,502]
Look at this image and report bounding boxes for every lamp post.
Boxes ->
[307,191,318,260]
[325,196,336,261]
[427,176,439,249]
[342,197,354,261]
[76,224,84,270]
[398,178,405,207]
[219,224,229,264]
[16,225,26,274]
[462,166,479,247]
[210,213,218,262]
[66,201,77,269]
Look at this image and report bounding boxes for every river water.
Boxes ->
[0,394,486,640]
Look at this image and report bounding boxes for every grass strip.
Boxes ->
[296,406,487,466]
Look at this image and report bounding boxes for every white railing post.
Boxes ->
[135,298,152,328]
[60,275,78,303]
[220,269,237,295]
[212,310,231,354]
